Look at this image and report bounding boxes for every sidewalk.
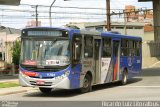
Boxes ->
[0,75,34,96]
[0,86,34,96]
[142,57,160,68]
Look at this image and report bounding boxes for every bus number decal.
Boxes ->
[47,73,55,77]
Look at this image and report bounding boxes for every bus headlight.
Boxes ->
[20,71,29,79]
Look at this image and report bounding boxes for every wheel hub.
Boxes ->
[83,78,89,88]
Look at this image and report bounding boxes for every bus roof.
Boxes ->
[23,26,75,31]
[101,32,142,41]
[23,27,142,41]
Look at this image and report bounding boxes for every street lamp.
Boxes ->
[49,0,71,27]
[49,0,56,27]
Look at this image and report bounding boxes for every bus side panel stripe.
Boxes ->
[113,58,118,80]
[106,58,113,83]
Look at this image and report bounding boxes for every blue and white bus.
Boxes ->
[19,27,142,93]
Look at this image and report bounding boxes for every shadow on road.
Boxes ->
[23,78,142,98]
[92,77,142,92]
[23,88,81,98]
[141,67,160,76]
[127,78,143,84]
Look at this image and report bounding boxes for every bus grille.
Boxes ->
[29,76,54,79]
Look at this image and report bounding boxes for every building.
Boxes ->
[0,26,21,34]
[138,0,160,42]
[125,5,153,23]
[0,26,21,69]
[67,21,154,41]
[26,20,41,28]
[0,0,21,74]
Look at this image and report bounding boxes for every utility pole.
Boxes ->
[124,10,127,35]
[35,5,38,26]
[106,0,111,31]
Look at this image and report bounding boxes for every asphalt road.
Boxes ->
[1,67,160,101]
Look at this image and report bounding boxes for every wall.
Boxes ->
[5,42,13,64]
[143,41,160,57]
[111,26,144,37]
[144,31,154,41]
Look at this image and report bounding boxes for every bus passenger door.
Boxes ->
[112,40,120,81]
[94,38,101,84]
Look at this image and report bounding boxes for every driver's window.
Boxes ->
[72,34,82,65]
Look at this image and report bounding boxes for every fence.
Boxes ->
[0,63,18,76]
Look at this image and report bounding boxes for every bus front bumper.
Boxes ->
[19,72,71,89]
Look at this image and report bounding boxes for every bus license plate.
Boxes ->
[36,80,45,85]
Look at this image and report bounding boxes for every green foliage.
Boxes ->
[12,40,21,65]
[0,82,19,88]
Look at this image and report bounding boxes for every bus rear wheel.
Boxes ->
[39,88,52,94]
[80,74,92,93]
[121,70,128,85]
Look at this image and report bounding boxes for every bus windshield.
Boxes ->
[20,39,70,67]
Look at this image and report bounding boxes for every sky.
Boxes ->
[0,0,153,29]
[20,0,152,9]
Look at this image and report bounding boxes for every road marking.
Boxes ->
[121,86,160,88]
[149,61,160,68]
[143,61,160,68]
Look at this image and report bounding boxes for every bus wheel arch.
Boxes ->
[80,71,92,93]
[121,68,128,85]
[86,71,93,83]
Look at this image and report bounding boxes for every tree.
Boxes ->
[12,40,21,65]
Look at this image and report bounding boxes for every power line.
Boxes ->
[0,7,152,16]
[21,4,148,11]
[0,3,153,29]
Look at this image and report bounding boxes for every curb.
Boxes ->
[0,79,18,83]
[0,80,18,83]
[0,90,27,96]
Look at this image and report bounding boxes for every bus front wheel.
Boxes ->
[121,70,128,85]
[80,74,92,93]
[39,88,52,94]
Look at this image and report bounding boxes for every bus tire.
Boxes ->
[80,74,92,93]
[121,70,128,85]
[39,88,52,94]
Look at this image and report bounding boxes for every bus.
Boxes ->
[19,27,142,93]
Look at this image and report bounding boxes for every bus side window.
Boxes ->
[121,39,128,56]
[135,41,141,56]
[102,38,111,57]
[128,40,134,56]
[84,36,93,58]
